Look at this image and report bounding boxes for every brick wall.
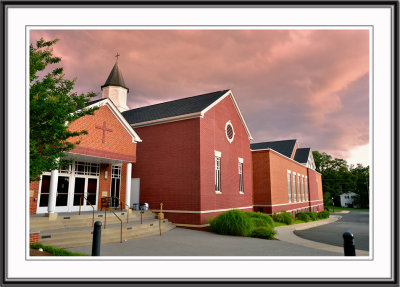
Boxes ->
[252,150,272,206]
[199,95,253,224]
[307,168,324,211]
[98,163,112,209]
[132,118,201,215]
[29,181,40,214]
[252,149,317,215]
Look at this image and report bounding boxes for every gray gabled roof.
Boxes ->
[101,61,129,92]
[250,139,297,158]
[294,147,311,163]
[122,90,230,125]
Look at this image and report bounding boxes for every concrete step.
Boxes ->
[38,219,175,249]
[30,210,156,232]
[48,223,176,248]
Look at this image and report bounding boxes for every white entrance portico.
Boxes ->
[36,153,134,214]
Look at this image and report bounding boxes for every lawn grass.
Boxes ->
[325,206,369,212]
[30,243,90,256]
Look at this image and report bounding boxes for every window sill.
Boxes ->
[239,192,244,195]
[215,191,222,194]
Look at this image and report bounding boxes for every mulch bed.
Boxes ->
[30,248,53,256]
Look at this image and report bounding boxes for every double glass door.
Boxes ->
[37,162,100,213]
[72,177,98,211]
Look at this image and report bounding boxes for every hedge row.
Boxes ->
[295,210,330,222]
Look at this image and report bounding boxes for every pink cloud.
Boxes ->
[30,29,370,165]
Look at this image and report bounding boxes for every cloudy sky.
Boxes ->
[30,29,370,166]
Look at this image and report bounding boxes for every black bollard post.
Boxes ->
[343,232,356,256]
[92,221,102,256]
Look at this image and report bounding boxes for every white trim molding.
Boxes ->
[225,120,235,144]
[151,205,253,214]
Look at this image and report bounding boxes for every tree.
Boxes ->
[350,164,369,208]
[312,150,369,208]
[30,38,98,181]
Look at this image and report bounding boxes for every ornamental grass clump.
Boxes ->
[209,210,277,240]
[250,227,276,240]
[209,209,253,236]
[246,212,274,228]
[272,211,294,225]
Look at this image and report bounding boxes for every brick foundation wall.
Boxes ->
[30,233,39,244]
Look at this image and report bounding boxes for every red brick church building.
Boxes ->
[29,59,323,227]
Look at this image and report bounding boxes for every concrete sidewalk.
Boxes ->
[67,226,343,257]
[275,215,369,256]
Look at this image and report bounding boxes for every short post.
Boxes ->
[92,221,102,256]
[332,197,335,212]
[140,207,143,224]
[158,203,164,236]
[343,232,356,256]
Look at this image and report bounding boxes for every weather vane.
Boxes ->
[115,52,120,61]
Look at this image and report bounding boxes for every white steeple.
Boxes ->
[101,53,130,112]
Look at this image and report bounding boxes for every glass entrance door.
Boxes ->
[110,165,121,208]
[73,177,86,206]
[55,175,70,212]
[87,178,97,206]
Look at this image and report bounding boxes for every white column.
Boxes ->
[48,169,59,213]
[125,162,132,209]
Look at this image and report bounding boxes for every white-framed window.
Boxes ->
[287,170,292,203]
[305,176,308,201]
[215,151,221,193]
[238,160,244,194]
[292,172,297,202]
[74,162,100,176]
[301,175,305,201]
[297,174,301,202]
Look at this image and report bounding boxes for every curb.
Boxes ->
[275,215,369,256]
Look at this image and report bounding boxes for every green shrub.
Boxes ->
[246,212,274,228]
[272,211,294,225]
[318,210,330,219]
[296,212,311,222]
[209,209,253,236]
[305,211,318,221]
[250,226,276,240]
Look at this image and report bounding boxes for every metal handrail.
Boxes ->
[78,195,95,227]
[109,209,123,243]
[110,196,130,223]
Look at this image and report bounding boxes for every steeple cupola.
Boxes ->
[101,53,130,112]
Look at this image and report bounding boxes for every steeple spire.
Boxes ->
[101,55,130,112]
[101,56,129,92]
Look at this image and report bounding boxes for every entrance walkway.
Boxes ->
[67,227,342,256]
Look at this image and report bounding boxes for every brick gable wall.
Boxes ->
[199,95,253,224]
[68,105,137,161]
